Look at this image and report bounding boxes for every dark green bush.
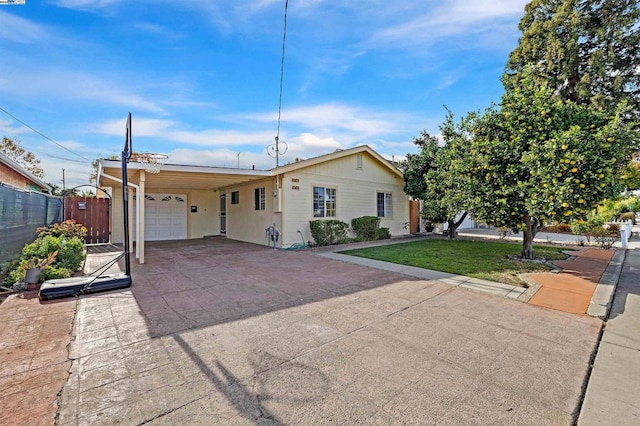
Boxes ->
[5,235,85,285]
[41,266,73,280]
[309,220,349,246]
[351,216,380,240]
[376,227,391,240]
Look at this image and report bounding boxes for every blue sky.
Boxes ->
[0,0,529,189]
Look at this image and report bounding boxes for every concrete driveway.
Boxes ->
[58,238,601,425]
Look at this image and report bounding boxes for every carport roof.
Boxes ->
[99,160,271,191]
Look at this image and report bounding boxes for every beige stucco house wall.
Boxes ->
[277,151,408,246]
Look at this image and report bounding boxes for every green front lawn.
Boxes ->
[339,238,570,286]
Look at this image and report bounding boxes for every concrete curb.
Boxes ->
[586,248,626,319]
[516,273,543,303]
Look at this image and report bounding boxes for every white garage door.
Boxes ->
[144,193,187,241]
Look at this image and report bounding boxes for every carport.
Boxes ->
[97,160,270,264]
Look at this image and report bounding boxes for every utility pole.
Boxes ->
[62,168,66,191]
[237,152,241,168]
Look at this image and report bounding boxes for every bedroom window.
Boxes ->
[377,192,392,217]
[313,186,336,218]
[254,187,265,210]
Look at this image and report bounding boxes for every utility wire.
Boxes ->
[46,153,88,163]
[274,0,288,167]
[0,106,93,162]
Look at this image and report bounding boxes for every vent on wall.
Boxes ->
[356,154,363,170]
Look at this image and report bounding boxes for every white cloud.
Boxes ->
[0,11,59,44]
[93,101,420,151]
[236,103,416,139]
[0,69,165,114]
[167,147,274,170]
[284,133,343,155]
[0,119,30,137]
[95,118,176,137]
[94,116,275,147]
[369,0,528,50]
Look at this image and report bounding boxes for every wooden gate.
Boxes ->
[409,200,420,234]
[64,197,110,244]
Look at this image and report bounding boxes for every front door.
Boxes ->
[220,193,227,234]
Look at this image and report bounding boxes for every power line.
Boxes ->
[0,106,92,162]
[274,0,288,167]
[45,153,88,163]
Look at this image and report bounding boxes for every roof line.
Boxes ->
[271,145,403,177]
[0,151,51,191]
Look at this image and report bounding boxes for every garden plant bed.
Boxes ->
[340,238,570,286]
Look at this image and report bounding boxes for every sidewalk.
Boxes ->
[578,247,640,424]
[0,292,76,426]
[527,248,616,315]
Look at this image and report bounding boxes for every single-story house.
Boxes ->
[98,145,410,263]
[0,151,51,193]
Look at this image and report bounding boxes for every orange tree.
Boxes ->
[465,71,636,259]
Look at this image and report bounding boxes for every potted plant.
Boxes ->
[24,250,58,285]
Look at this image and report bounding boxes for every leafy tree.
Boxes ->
[620,157,640,190]
[89,154,120,184]
[403,112,471,238]
[45,181,64,196]
[0,136,45,179]
[466,71,635,258]
[403,131,440,204]
[403,131,448,226]
[506,0,640,119]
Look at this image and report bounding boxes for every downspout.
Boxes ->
[101,172,142,262]
[274,174,283,248]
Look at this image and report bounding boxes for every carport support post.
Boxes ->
[139,170,145,264]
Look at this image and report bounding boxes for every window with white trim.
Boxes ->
[377,192,393,217]
[254,187,265,210]
[313,186,336,218]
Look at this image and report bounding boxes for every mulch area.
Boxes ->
[527,248,615,315]
[0,290,76,426]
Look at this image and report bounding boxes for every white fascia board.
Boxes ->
[99,160,272,177]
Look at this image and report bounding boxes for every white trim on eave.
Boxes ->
[270,145,403,178]
[98,160,272,178]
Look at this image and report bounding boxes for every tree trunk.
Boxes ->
[447,211,468,239]
[521,215,540,259]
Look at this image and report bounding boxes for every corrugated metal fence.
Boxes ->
[0,184,62,265]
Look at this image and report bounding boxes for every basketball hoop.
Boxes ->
[133,153,168,174]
